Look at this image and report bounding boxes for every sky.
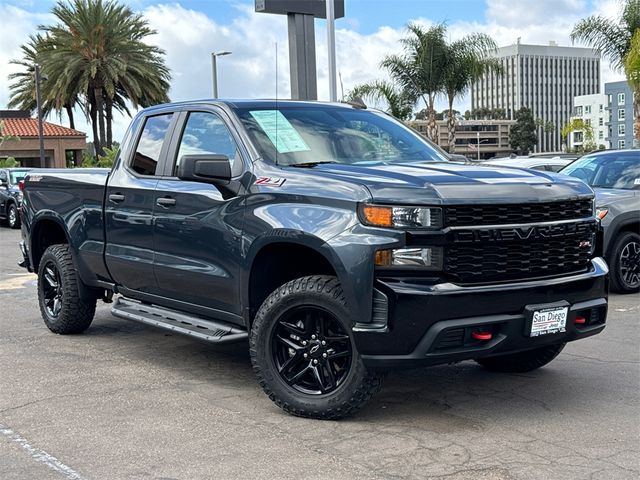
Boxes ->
[0,0,627,143]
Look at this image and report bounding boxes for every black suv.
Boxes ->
[0,167,30,229]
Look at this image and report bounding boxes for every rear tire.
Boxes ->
[250,275,383,420]
[37,244,96,334]
[609,232,640,294]
[475,343,566,373]
[7,203,20,229]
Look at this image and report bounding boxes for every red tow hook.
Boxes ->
[471,331,493,341]
[574,316,587,325]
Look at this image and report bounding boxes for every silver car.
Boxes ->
[561,150,640,293]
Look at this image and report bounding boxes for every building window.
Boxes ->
[599,104,603,113]
[574,106,583,116]
[598,131,604,140]
[618,108,625,121]
[574,131,584,143]
[618,140,625,149]
[584,105,591,114]
[618,92,625,105]
[585,118,591,126]
[598,117,603,126]
[618,124,625,136]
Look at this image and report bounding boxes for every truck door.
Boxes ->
[152,109,247,320]
[104,111,177,294]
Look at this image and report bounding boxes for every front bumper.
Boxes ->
[355,258,609,368]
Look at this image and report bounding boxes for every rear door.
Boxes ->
[152,108,248,319]
[104,110,178,294]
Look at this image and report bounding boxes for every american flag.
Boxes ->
[468,143,477,151]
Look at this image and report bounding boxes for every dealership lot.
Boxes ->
[0,228,638,480]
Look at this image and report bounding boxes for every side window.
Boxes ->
[130,113,174,176]
[175,112,238,175]
[0,171,7,183]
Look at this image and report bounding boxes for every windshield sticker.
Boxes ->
[249,110,310,154]
[635,178,640,185]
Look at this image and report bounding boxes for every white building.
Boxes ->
[568,93,610,150]
[471,41,601,152]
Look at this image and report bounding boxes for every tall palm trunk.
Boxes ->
[65,104,75,130]
[94,87,106,156]
[105,95,113,148]
[447,93,456,153]
[427,94,438,143]
[89,101,101,162]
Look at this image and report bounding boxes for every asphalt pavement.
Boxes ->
[0,227,638,480]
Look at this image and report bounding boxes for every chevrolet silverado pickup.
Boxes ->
[19,100,608,419]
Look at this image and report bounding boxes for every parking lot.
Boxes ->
[0,227,638,480]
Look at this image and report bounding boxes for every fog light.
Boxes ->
[375,247,443,270]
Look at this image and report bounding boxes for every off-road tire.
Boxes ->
[250,275,383,420]
[475,343,566,373]
[37,244,96,334]
[7,203,20,229]
[609,231,640,294]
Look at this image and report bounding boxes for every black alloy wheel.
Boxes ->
[41,260,63,318]
[271,306,352,395]
[618,238,640,290]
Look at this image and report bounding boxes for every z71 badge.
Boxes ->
[254,177,286,187]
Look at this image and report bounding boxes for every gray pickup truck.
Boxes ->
[19,100,608,419]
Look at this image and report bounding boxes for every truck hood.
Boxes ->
[306,162,594,204]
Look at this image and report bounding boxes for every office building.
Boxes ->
[568,93,609,150]
[471,41,601,152]
[604,81,635,149]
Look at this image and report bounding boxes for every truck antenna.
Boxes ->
[275,41,279,166]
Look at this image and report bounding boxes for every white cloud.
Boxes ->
[0,1,629,144]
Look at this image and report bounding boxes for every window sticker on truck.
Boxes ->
[249,110,310,154]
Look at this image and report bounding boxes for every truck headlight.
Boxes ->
[360,205,443,229]
[375,247,443,270]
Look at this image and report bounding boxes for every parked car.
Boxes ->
[560,149,640,293]
[19,100,607,419]
[0,167,30,228]
[483,156,575,172]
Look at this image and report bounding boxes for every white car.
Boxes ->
[483,156,575,172]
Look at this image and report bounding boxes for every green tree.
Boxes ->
[381,23,448,142]
[571,0,640,144]
[349,81,416,121]
[625,29,640,144]
[509,107,538,154]
[562,118,595,152]
[442,33,501,152]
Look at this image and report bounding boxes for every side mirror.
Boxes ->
[0,179,8,188]
[177,154,232,184]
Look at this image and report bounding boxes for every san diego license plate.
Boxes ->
[530,306,568,337]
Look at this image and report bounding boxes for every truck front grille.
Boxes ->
[444,199,593,227]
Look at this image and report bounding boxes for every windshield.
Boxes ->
[561,152,640,190]
[9,171,28,185]
[234,106,447,166]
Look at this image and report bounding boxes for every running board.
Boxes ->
[111,297,248,344]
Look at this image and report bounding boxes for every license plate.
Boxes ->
[530,306,568,337]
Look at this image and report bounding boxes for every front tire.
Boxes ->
[250,275,382,419]
[609,232,640,294]
[37,244,96,334]
[475,343,566,373]
[7,203,19,229]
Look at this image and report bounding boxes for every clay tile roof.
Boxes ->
[1,118,85,137]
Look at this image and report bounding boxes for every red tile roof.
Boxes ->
[1,118,85,137]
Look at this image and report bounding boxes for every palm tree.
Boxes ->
[442,34,501,152]
[381,23,448,142]
[625,29,640,144]
[41,0,171,156]
[349,81,417,120]
[571,0,640,143]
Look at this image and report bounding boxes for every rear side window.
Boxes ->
[130,113,174,176]
[174,112,238,174]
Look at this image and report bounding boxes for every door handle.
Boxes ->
[108,193,125,203]
[156,197,176,207]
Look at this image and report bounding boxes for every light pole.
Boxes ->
[211,51,232,99]
[476,131,489,161]
[326,0,337,102]
[34,64,46,167]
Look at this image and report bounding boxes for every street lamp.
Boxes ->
[211,51,232,99]
[475,131,490,161]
